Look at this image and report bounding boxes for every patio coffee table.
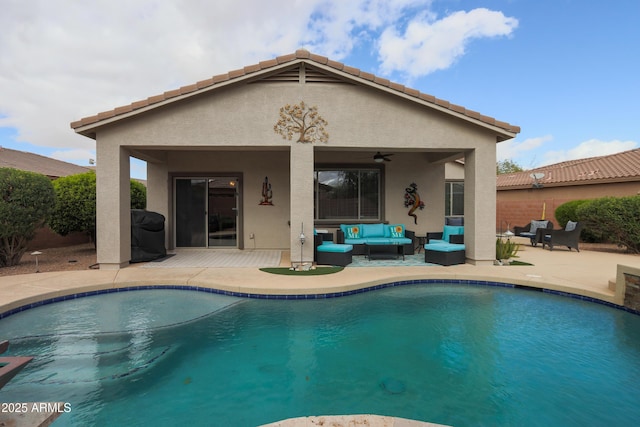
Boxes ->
[365,243,405,261]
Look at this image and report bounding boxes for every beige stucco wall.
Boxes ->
[91,78,508,267]
[445,161,465,180]
[104,82,492,151]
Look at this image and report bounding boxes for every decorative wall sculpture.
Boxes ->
[260,176,273,205]
[274,101,329,143]
[404,182,425,224]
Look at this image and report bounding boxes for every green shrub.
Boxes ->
[576,195,640,253]
[555,199,602,242]
[554,199,589,228]
[130,180,147,210]
[50,171,147,244]
[0,168,55,266]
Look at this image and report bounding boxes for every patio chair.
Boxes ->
[314,233,353,266]
[513,220,553,246]
[542,221,583,252]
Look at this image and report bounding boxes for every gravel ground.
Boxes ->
[0,243,98,277]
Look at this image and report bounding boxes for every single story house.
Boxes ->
[0,146,90,179]
[71,49,519,269]
[497,148,640,230]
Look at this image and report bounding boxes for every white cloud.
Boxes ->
[377,8,518,78]
[541,139,638,166]
[0,1,430,152]
[0,0,517,173]
[50,149,96,166]
[497,135,552,162]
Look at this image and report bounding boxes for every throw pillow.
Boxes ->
[390,225,404,238]
[565,221,577,231]
[346,226,361,239]
[529,220,548,234]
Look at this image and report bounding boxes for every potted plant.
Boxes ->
[495,237,520,265]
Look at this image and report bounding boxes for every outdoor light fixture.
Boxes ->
[31,251,42,273]
[299,223,306,266]
[504,230,514,239]
[373,152,393,162]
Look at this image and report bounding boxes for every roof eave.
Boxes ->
[71,51,520,139]
[305,61,519,141]
[497,176,640,190]
[72,59,307,138]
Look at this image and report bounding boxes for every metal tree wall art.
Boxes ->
[404,182,425,224]
[274,101,329,143]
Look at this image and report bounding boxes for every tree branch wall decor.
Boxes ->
[274,101,329,143]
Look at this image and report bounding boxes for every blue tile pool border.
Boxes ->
[1,279,638,320]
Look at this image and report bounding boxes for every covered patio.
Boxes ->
[71,50,519,269]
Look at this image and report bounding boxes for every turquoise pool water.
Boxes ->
[1,284,640,426]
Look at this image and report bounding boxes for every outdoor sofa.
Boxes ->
[336,223,415,256]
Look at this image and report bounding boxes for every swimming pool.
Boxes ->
[1,283,640,426]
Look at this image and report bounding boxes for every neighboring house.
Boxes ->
[71,49,519,269]
[0,146,90,178]
[496,148,640,231]
[0,146,92,249]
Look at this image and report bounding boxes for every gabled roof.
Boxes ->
[497,148,640,190]
[0,146,91,179]
[71,49,520,139]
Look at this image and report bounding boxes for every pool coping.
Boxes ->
[1,271,638,320]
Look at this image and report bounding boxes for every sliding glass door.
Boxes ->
[175,177,239,248]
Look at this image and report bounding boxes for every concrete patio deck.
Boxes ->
[1,237,639,316]
[1,238,639,427]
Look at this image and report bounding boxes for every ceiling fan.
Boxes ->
[373,152,394,163]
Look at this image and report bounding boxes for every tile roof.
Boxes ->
[497,148,640,189]
[71,49,520,136]
[0,146,91,178]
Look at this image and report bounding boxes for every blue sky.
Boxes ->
[1,0,638,179]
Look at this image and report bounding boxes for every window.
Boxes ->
[445,181,464,216]
[315,168,381,221]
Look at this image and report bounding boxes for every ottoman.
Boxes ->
[424,243,466,266]
[316,243,353,266]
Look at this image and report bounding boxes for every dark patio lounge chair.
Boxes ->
[513,220,553,246]
[542,221,583,252]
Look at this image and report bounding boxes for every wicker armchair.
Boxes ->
[542,221,583,252]
[513,220,553,246]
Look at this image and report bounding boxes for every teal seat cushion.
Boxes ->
[424,243,465,252]
[363,237,393,244]
[390,237,412,245]
[442,225,464,242]
[429,239,447,245]
[343,238,362,245]
[317,243,353,253]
